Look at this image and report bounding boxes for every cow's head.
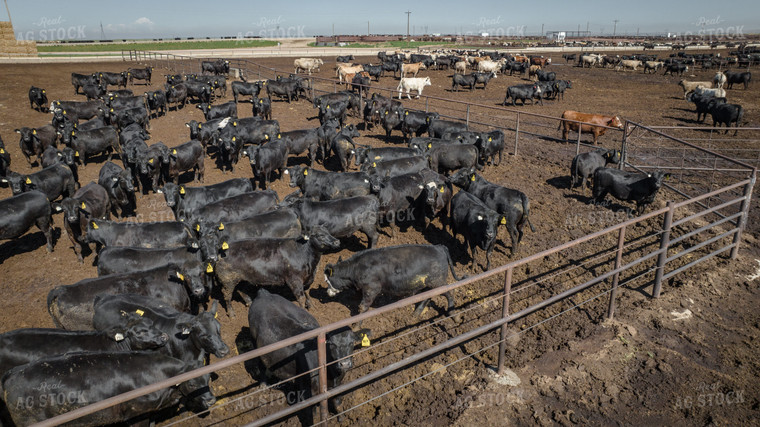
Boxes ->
[53,197,83,225]
[5,172,26,195]
[14,127,37,150]
[177,301,229,358]
[171,262,207,300]
[304,225,341,252]
[326,326,371,377]
[449,167,479,189]
[604,149,622,165]
[162,182,181,208]
[608,116,624,129]
[112,314,169,350]
[424,77,432,86]
[284,165,307,188]
[177,367,216,412]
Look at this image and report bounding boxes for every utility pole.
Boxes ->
[613,19,619,37]
[586,21,589,36]
[541,23,544,37]
[367,21,370,36]
[405,11,411,40]
[3,0,12,28]
[577,24,580,38]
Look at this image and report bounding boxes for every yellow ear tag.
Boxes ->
[233,121,237,126]
[148,158,154,164]
[80,202,87,209]
[405,111,409,115]
[439,187,445,193]
[91,222,99,229]
[259,99,263,104]
[56,101,61,105]
[221,242,229,250]
[326,105,330,109]
[265,135,269,140]
[198,124,202,129]
[277,133,281,139]
[372,162,376,167]
[195,224,200,231]
[32,129,37,135]
[42,89,45,93]
[206,263,214,273]
[218,223,225,230]
[71,131,75,136]
[179,186,185,195]
[488,137,493,142]
[0,148,4,153]
[385,111,388,115]
[361,334,370,347]
[75,151,79,157]
[470,175,476,182]
[232,136,236,142]
[176,272,185,281]
[172,149,177,155]
[304,169,308,176]
[135,309,145,316]
[109,108,113,112]
[500,217,507,225]
[427,143,431,149]
[214,312,218,319]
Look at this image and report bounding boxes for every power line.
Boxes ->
[613,19,619,37]
[405,11,411,40]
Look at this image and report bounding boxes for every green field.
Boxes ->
[37,39,278,53]
[308,40,454,49]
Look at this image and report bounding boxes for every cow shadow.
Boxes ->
[0,228,62,265]
[662,115,699,125]
[547,175,572,190]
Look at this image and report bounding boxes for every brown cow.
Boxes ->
[528,65,542,81]
[559,111,624,145]
[530,57,551,67]
[336,64,364,82]
[401,62,427,78]
[513,55,530,63]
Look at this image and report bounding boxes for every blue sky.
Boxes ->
[3,1,759,40]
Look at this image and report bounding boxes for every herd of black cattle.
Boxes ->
[0,53,689,425]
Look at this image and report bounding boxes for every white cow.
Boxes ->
[694,86,727,98]
[477,59,506,74]
[397,77,432,99]
[293,58,323,75]
[615,60,642,72]
[454,61,468,74]
[713,72,727,89]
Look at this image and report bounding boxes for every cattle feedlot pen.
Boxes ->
[33,51,757,426]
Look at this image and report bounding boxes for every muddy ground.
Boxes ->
[0,49,758,426]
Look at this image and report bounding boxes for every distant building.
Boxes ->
[546,31,566,43]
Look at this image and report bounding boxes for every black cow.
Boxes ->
[82,81,108,101]
[285,166,372,201]
[329,124,360,171]
[50,100,104,121]
[361,156,428,178]
[502,83,543,106]
[0,352,214,426]
[336,54,355,63]
[708,101,744,135]
[231,80,261,103]
[0,135,11,177]
[108,106,150,131]
[401,110,439,140]
[252,96,272,120]
[197,101,237,120]
[441,130,480,145]
[183,80,213,104]
[6,163,77,202]
[427,118,468,138]
[61,126,120,168]
[476,130,505,166]
[86,219,198,251]
[28,86,48,111]
[724,70,751,89]
[537,70,556,82]
[166,83,189,110]
[185,117,227,149]
[562,53,576,63]
[97,71,128,88]
[285,196,380,249]
[278,127,323,167]
[98,161,135,218]
[324,244,462,314]
[248,289,369,425]
[663,63,688,76]
[320,99,350,126]
[381,60,402,77]
[127,66,153,85]
[144,89,167,118]
[201,59,230,75]
[161,179,252,221]
[379,104,405,140]
[46,263,203,330]
[52,182,110,262]
[71,72,98,94]
[472,72,496,89]
[134,141,171,194]
[408,137,447,154]
[686,92,726,123]
[0,316,167,379]
[592,168,670,214]
[450,169,535,255]
[78,116,109,131]
[363,64,383,81]
[450,190,505,271]
[204,226,339,316]
[372,170,444,236]
[0,191,54,252]
[201,208,301,243]
[427,143,481,175]
[351,73,371,97]
[354,146,419,167]
[96,246,199,276]
[266,78,301,103]
[181,190,279,227]
[214,128,245,174]
[15,125,57,166]
[105,94,144,110]
[553,80,573,101]
[168,140,205,184]
[243,139,289,189]
[222,117,280,146]
[107,88,134,98]
[570,148,622,192]
[508,61,529,76]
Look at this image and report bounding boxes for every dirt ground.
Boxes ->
[0,49,758,426]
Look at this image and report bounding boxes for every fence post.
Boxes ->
[607,225,627,319]
[575,122,582,156]
[730,169,757,259]
[425,97,429,113]
[619,122,629,170]
[317,332,329,424]
[465,104,470,128]
[513,113,520,157]
[497,266,514,375]
[653,201,675,298]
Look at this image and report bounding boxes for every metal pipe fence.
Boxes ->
[33,52,758,427]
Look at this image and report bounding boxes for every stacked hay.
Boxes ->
[0,21,38,57]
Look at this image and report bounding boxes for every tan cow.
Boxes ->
[559,110,624,145]
[336,64,364,83]
[401,62,427,78]
[528,65,542,81]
